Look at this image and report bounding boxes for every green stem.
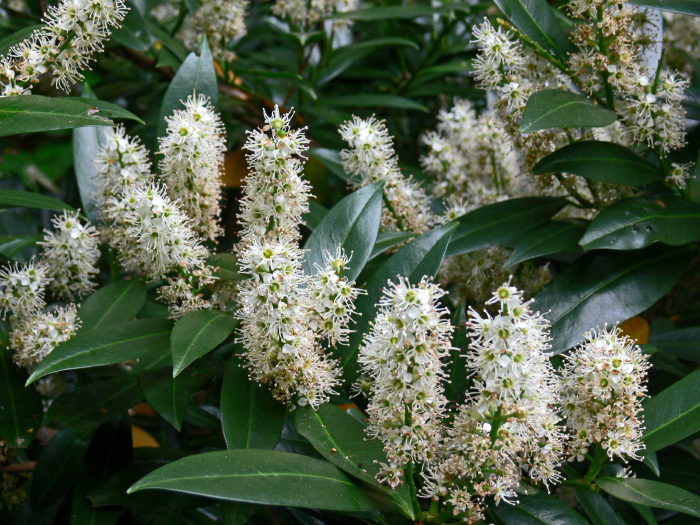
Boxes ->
[584,446,609,484]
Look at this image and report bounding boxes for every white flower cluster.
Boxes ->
[11,305,80,367]
[236,107,344,409]
[0,0,127,95]
[0,261,50,319]
[339,116,436,234]
[159,94,226,242]
[178,0,249,63]
[272,0,359,28]
[358,277,453,488]
[39,210,100,300]
[561,326,650,462]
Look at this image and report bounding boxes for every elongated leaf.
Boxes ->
[157,38,218,141]
[505,220,586,267]
[629,0,700,15]
[78,280,147,331]
[128,449,390,512]
[303,182,383,281]
[139,367,207,431]
[533,141,665,185]
[47,375,143,432]
[0,347,42,447]
[597,477,700,518]
[0,95,143,137]
[650,327,700,361]
[295,403,415,519]
[27,319,173,384]
[0,234,42,259]
[494,0,574,57]
[308,148,349,181]
[447,197,567,257]
[171,310,236,377]
[574,488,627,525]
[493,492,589,524]
[370,231,417,259]
[580,196,700,250]
[0,189,75,212]
[324,94,428,112]
[340,222,458,381]
[221,354,286,450]
[520,90,617,133]
[535,245,694,354]
[643,368,700,454]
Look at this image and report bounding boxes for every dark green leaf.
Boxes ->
[505,220,586,267]
[70,98,145,122]
[370,231,417,259]
[0,189,75,212]
[0,25,43,57]
[78,280,147,331]
[157,37,218,141]
[331,4,447,20]
[574,488,627,525]
[628,0,700,15]
[447,197,568,257]
[145,21,189,62]
[535,246,694,354]
[139,367,207,431]
[446,305,470,405]
[340,222,458,381]
[295,403,415,519]
[46,375,143,432]
[171,310,236,377]
[494,0,575,57]
[0,234,43,259]
[643,452,660,477]
[127,449,389,512]
[208,252,242,281]
[597,477,700,518]
[580,196,700,250]
[220,354,286,450]
[519,90,617,133]
[302,200,329,231]
[650,326,700,361]
[110,4,152,52]
[493,492,589,524]
[27,319,173,384]
[324,94,428,112]
[308,148,349,181]
[303,182,383,281]
[0,347,42,447]
[532,141,665,186]
[643,368,700,454]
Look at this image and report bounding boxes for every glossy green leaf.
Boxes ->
[505,220,586,267]
[295,403,414,519]
[46,375,143,432]
[370,231,417,259]
[650,326,700,361]
[146,21,189,62]
[128,449,388,512]
[78,280,147,331]
[643,368,700,454]
[303,182,383,281]
[70,98,145,122]
[597,477,700,518]
[27,319,173,384]
[494,0,575,57]
[447,197,568,257]
[157,37,218,141]
[221,354,286,450]
[324,94,428,112]
[139,367,207,431]
[519,90,617,133]
[0,347,42,447]
[308,148,349,181]
[532,141,665,186]
[0,234,43,260]
[208,252,242,281]
[574,488,627,525]
[535,245,694,354]
[171,310,236,377]
[0,189,75,212]
[580,196,700,250]
[493,492,589,524]
[628,0,700,15]
[341,222,458,381]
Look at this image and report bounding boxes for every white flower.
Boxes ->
[11,304,80,367]
[0,260,50,319]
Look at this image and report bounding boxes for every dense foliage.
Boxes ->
[0,0,699,523]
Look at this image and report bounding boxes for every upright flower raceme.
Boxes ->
[235,107,342,409]
[159,94,226,242]
[358,277,453,488]
[0,260,50,320]
[339,116,436,235]
[179,0,249,63]
[272,0,358,28]
[560,326,650,462]
[11,305,81,367]
[0,0,127,96]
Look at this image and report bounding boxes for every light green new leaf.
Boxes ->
[171,310,236,377]
[520,90,617,133]
[78,280,147,331]
[303,182,383,281]
[127,449,391,512]
[0,347,42,447]
[643,368,700,454]
[0,189,75,213]
[597,477,700,518]
[27,319,173,384]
